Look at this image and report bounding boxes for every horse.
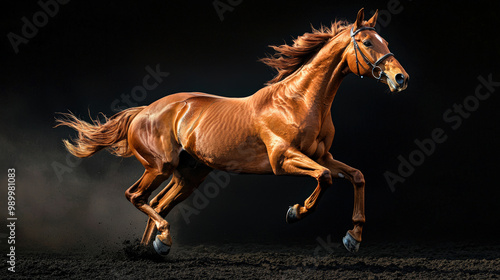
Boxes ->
[56,8,409,255]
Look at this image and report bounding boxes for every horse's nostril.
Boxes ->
[395,73,405,86]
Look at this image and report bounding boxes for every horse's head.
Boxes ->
[346,8,409,92]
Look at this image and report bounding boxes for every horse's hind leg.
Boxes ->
[141,179,176,245]
[125,168,174,253]
[141,154,213,246]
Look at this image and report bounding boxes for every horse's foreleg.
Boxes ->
[269,147,332,223]
[318,153,365,252]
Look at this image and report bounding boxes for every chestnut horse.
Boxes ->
[57,8,408,255]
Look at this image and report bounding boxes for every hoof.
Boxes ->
[286,206,299,224]
[342,231,360,253]
[153,235,171,256]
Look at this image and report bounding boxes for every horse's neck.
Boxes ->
[265,33,350,116]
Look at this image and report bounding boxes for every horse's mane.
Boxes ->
[260,20,351,85]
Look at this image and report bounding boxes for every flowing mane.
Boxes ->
[260,20,351,85]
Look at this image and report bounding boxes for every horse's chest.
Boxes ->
[300,138,327,159]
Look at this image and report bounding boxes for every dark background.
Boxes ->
[1,0,499,251]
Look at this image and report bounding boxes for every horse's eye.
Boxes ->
[363,40,372,47]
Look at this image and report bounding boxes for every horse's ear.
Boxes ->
[366,9,378,27]
[353,8,365,30]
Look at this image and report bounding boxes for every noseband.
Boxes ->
[350,27,394,80]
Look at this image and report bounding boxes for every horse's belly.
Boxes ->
[189,134,272,174]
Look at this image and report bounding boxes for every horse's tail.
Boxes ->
[56,106,146,158]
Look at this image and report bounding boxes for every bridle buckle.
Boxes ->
[372,65,383,81]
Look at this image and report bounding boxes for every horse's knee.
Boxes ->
[125,190,134,203]
[351,169,365,186]
[318,169,332,185]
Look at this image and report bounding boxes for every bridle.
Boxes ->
[350,27,394,80]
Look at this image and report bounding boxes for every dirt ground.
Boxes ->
[4,241,499,279]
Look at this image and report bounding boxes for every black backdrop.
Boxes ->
[1,0,499,250]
